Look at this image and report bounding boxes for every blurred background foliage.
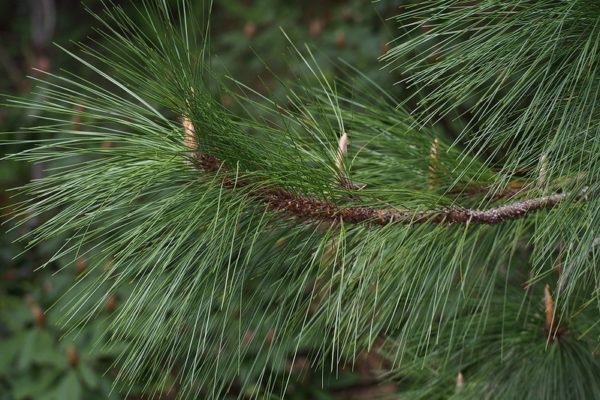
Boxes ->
[1,0,406,398]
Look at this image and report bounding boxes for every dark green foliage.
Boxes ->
[386,285,600,399]
[0,265,127,400]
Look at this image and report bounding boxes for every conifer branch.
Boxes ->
[184,120,577,226]
[263,190,569,225]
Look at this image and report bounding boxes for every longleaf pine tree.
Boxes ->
[5,1,600,398]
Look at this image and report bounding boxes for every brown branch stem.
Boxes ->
[192,155,573,226]
[184,121,577,226]
[264,189,567,225]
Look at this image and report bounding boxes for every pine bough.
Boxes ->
[4,1,600,399]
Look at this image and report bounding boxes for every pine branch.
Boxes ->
[185,119,579,226]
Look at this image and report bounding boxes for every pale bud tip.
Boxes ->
[538,153,548,188]
[182,117,197,152]
[336,131,349,171]
[338,131,349,155]
[456,371,465,389]
[544,284,555,332]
